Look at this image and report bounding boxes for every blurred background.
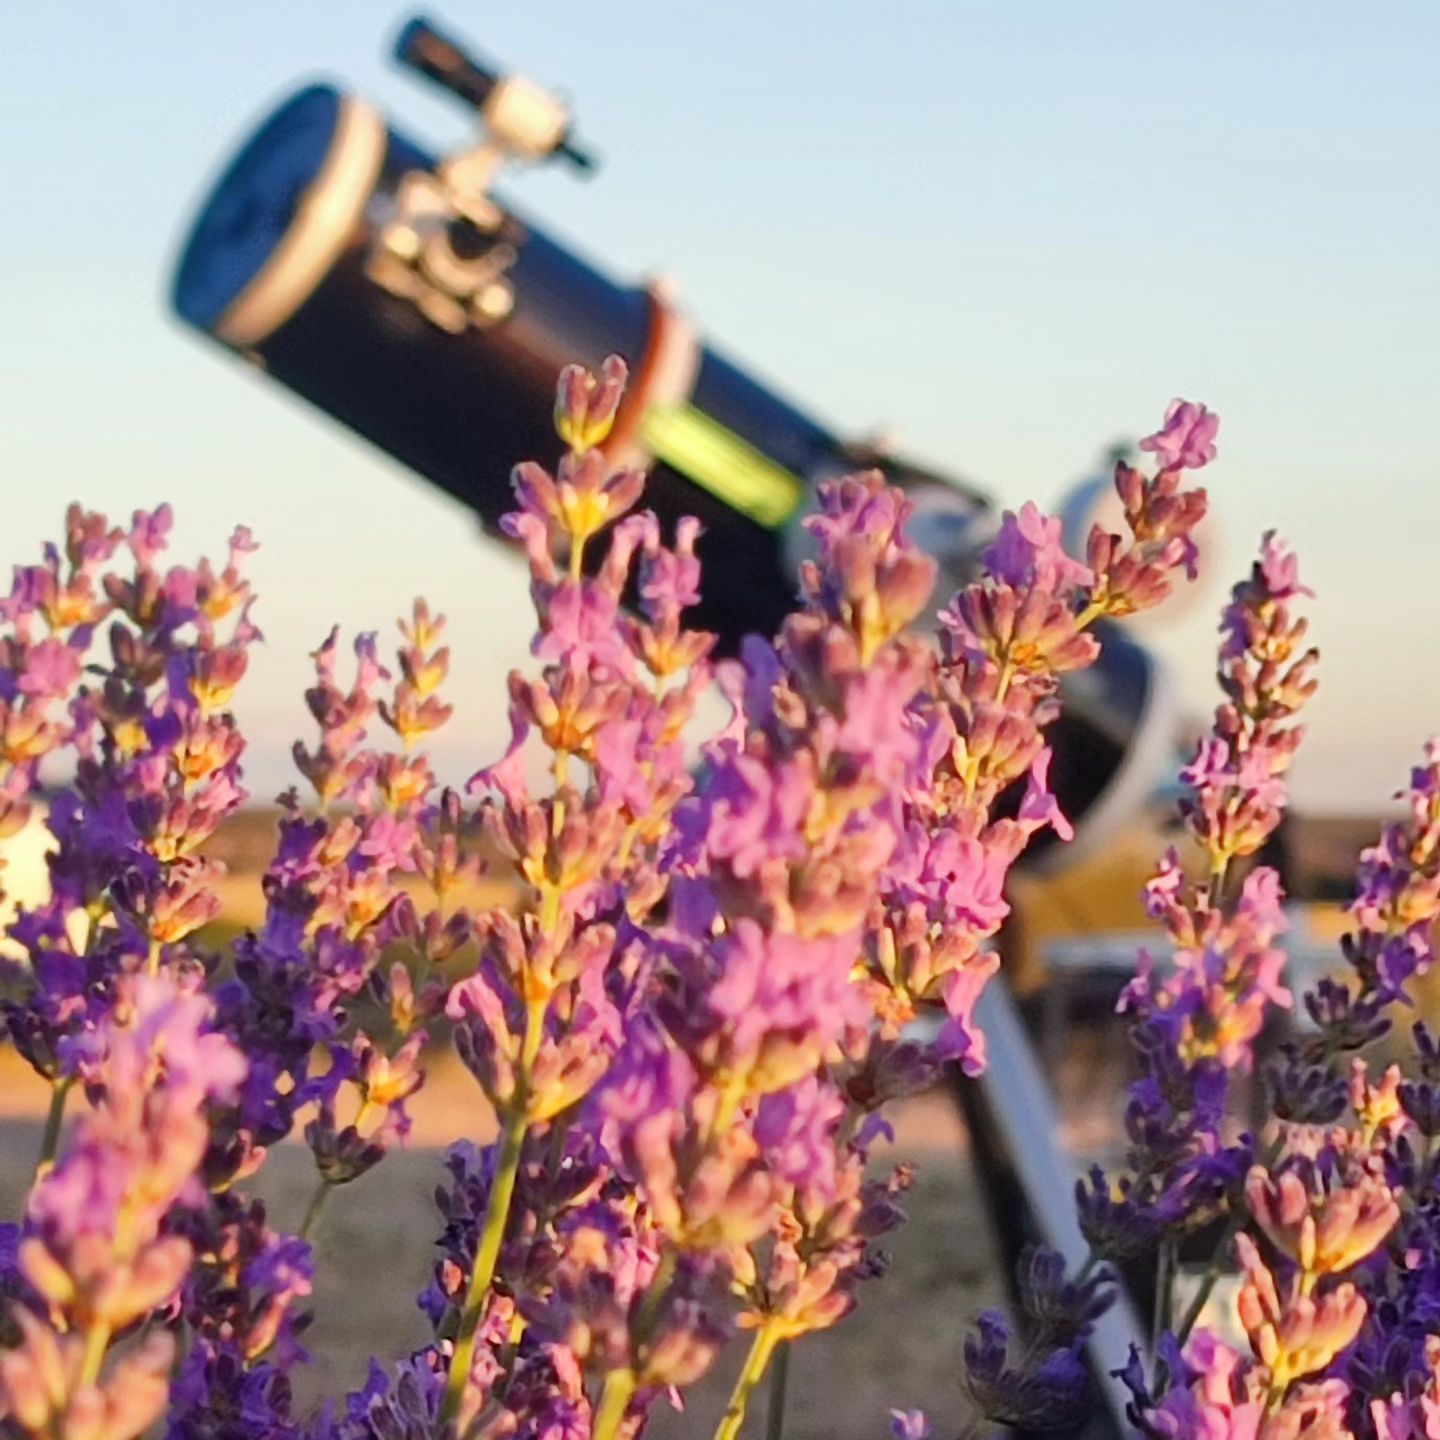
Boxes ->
[4,1,1438,809]
[2,5,1438,1432]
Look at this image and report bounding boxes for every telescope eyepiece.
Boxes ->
[393,14,595,174]
[394,16,499,110]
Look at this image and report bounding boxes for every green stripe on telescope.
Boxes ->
[640,404,804,529]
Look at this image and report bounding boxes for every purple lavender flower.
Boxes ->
[1,509,258,1098]
[1125,1330,1264,1440]
[0,975,243,1439]
[961,1309,1090,1430]
[888,1409,930,1440]
[12,386,1399,1440]
[1139,398,1221,472]
[985,501,1094,593]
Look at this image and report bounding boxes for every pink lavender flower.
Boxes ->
[1085,530,1316,1279]
[1124,865,1292,1073]
[1246,1158,1399,1280]
[985,501,1094,593]
[1342,741,1440,1003]
[754,1075,847,1194]
[1139,398,1221,472]
[1126,1330,1265,1440]
[860,409,1211,1181]
[0,976,243,1440]
[663,922,871,1097]
[19,381,1431,1440]
[0,509,258,1096]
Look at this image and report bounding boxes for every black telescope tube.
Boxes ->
[169,84,878,644]
[169,79,1169,869]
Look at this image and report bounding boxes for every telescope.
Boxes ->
[169,14,1177,873]
[168,23,1173,1423]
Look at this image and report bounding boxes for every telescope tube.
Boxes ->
[172,84,990,643]
[170,80,1172,870]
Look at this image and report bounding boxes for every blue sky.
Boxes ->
[3,2,1437,811]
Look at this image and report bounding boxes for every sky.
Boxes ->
[2,2,1437,813]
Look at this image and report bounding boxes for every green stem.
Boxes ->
[713,1321,783,1440]
[582,1233,680,1440]
[633,1248,678,1345]
[1173,1216,1240,1346]
[441,1105,530,1425]
[298,1178,331,1242]
[1208,850,1233,909]
[79,1319,112,1388]
[1153,1238,1176,1344]
[35,1077,71,1180]
[591,1367,637,1440]
[764,1340,790,1440]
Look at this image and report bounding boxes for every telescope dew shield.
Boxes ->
[170,74,1176,867]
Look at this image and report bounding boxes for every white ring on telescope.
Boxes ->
[216,97,387,349]
[1027,651,1178,876]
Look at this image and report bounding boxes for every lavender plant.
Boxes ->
[0,363,1428,1440]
